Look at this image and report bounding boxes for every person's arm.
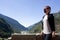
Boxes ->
[48,14,55,37]
[41,15,45,35]
[51,14,55,37]
[52,31,55,37]
[41,25,43,35]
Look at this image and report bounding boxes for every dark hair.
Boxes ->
[44,9,46,13]
[46,6,51,9]
[44,6,51,13]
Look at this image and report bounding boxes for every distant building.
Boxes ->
[21,31,29,35]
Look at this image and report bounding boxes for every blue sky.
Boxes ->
[0,0,60,27]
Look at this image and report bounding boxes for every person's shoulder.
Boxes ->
[42,15,45,18]
[49,14,53,15]
[49,14,54,17]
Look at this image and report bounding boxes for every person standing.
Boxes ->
[41,6,55,40]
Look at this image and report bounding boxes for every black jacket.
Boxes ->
[42,14,55,32]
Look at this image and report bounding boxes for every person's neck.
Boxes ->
[45,14,49,15]
[45,13,50,15]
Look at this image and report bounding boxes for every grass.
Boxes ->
[0,38,8,40]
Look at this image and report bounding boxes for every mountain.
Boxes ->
[53,12,60,32]
[0,18,13,38]
[28,12,60,33]
[0,14,27,33]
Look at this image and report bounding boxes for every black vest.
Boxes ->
[42,14,55,32]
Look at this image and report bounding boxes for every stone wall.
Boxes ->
[11,33,60,40]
